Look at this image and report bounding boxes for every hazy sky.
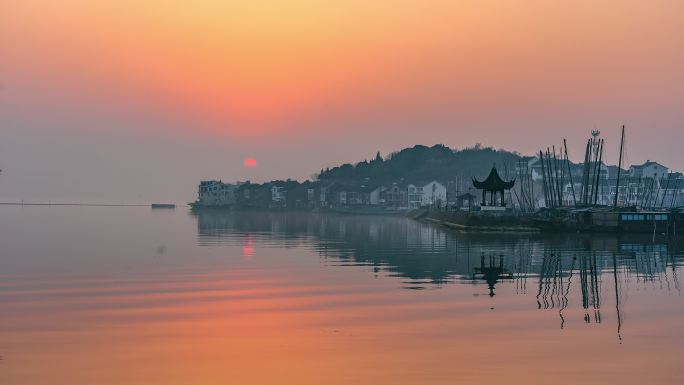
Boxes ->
[1,0,682,203]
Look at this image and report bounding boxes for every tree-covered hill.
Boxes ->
[317,144,525,185]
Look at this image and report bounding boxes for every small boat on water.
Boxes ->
[151,203,176,209]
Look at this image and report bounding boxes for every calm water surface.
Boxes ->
[1,206,683,384]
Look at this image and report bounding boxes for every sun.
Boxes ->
[243,158,257,168]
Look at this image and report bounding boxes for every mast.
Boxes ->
[593,139,604,205]
[670,177,681,208]
[552,146,562,206]
[529,162,535,209]
[659,172,673,209]
[582,139,591,205]
[613,125,625,209]
[547,149,556,207]
[564,139,577,207]
[559,145,566,206]
[540,150,550,208]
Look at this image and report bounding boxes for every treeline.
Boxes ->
[317,144,525,184]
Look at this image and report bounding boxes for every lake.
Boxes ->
[1,206,683,384]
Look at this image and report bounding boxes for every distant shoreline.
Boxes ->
[0,202,150,207]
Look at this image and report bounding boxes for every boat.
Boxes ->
[151,203,176,209]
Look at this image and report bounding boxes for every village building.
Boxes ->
[629,161,668,179]
[383,184,408,209]
[197,180,237,206]
[526,157,545,181]
[407,184,422,209]
[455,192,477,210]
[368,186,385,205]
[421,181,447,207]
[271,185,286,203]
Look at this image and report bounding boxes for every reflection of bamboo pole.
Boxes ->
[612,254,623,342]
[591,254,601,313]
[537,253,549,309]
[580,255,589,320]
[559,256,576,329]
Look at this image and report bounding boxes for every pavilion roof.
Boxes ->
[472,166,515,191]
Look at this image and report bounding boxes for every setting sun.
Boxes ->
[243,158,257,168]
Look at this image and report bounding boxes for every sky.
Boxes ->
[1,0,683,203]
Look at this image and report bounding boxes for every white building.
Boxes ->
[421,181,447,206]
[197,180,237,206]
[369,186,385,205]
[407,184,422,209]
[319,187,328,206]
[527,158,544,181]
[629,161,668,179]
[271,186,286,202]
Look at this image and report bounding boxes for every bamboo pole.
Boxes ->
[593,139,604,205]
[582,139,591,205]
[613,125,625,209]
[564,139,577,206]
[540,150,550,208]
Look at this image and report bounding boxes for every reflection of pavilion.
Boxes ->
[474,255,513,297]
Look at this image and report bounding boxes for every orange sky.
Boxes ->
[1,0,683,201]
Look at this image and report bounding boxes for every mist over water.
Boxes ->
[1,206,682,384]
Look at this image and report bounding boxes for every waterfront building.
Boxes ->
[197,180,237,206]
[407,184,422,209]
[383,183,408,209]
[629,161,668,179]
[421,181,447,207]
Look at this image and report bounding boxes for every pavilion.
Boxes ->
[472,166,515,207]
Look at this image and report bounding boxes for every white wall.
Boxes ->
[421,181,447,206]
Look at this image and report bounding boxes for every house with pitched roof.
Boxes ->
[629,161,668,179]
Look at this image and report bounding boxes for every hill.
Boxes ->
[317,144,524,185]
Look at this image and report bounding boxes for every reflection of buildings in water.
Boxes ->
[192,211,682,332]
[193,211,682,283]
[405,224,448,250]
[368,222,379,242]
[338,221,346,238]
[270,219,281,234]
